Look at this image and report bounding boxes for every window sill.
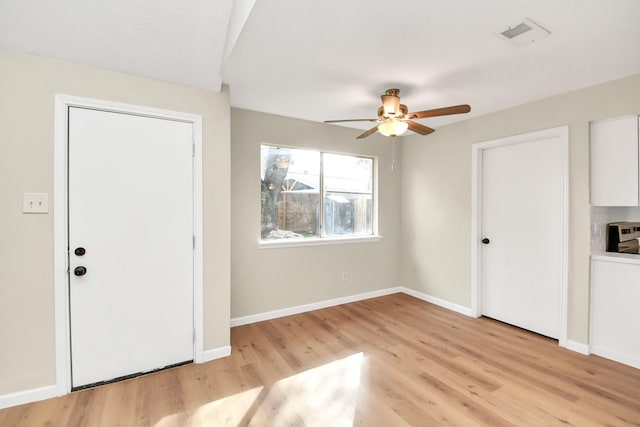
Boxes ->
[258,235,383,249]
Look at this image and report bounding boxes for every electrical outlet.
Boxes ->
[23,193,49,214]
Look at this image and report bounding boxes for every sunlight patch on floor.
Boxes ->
[155,386,263,427]
[264,352,364,426]
[154,352,364,426]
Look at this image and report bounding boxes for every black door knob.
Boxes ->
[74,266,87,276]
[482,238,490,244]
[74,247,86,256]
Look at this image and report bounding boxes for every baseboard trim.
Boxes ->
[202,345,232,363]
[591,346,640,369]
[230,287,404,327]
[0,385,57,410]
[400,287,475,317]
[230,286,476,327]
[564,340,590,355]
[0,346,232,410]
[6,287,592,410]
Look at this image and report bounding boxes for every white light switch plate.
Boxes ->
[23,193,49,213]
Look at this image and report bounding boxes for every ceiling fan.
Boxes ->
[324,88,471,139]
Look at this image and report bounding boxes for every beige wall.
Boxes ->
[230,109,401,318]
[400,73,640,344]
[0,50,231,395]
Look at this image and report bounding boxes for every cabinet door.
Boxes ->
[590,116,639,206]
[591,259,640,369]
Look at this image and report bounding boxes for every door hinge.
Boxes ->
[193,235,196,249]
[192,141,195,157]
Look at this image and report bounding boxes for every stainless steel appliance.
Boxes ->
[606,222,640,254]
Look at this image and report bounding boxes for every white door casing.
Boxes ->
[54,95,204,394]
[471,126,568,345]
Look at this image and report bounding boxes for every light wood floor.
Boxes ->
[2,293,639,426]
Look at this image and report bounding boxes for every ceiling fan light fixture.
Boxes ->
[378,118,408,137]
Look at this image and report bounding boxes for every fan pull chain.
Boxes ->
[391,136,397,171]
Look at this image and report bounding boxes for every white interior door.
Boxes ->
[68,107,194,388]
[480,133,564,339]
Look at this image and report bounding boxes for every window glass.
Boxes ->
[260,145,374,241]
[323,153,373,236]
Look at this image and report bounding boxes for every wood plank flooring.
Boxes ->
[2,293,639,426]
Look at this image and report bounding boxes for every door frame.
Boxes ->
[53,94,204,395]
[470,126,569,347]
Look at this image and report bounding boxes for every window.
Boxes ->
[260,144,374,241]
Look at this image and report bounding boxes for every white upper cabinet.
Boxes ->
[590,115,640,206]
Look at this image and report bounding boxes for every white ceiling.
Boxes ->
[0,0,234,91]
[2,0,639,131]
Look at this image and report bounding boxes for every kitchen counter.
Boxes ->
[591,251,640,264]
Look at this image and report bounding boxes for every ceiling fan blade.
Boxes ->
[406,121,435,136]
[356,125,380,139]
[408,104,471,120]
[324,118,379,123]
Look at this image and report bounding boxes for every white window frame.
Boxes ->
[259,144,381,249]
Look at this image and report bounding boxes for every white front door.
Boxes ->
[68,107,194,388]
[480,130,566,339]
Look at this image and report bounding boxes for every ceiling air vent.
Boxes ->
[499,18,550,46]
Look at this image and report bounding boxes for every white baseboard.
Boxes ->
[202,345,232,363]
[0,288,474,410]
[564,340,590,355]
[230,286,476,327]
[0,347,232,410]
[591,346,640,370]
[230,287,404,327]
[4,288,597,410]
[0,385,57,410]
[399,287,475,317]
